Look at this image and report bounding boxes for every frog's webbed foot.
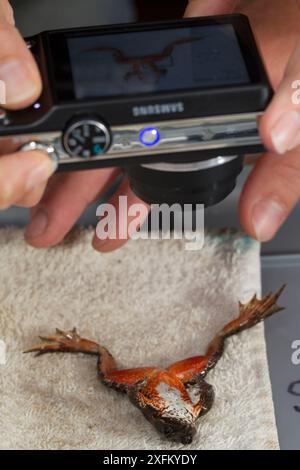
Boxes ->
[24,328,100,356]
[228,284,286,334]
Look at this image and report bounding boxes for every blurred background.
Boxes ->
[11,0,186,35]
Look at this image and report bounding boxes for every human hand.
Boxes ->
[0,0,57,211]
[187,0,300,242]
[185,0,237,17]
[25,169,149,253]
[237,0,300,241]
[0,3,147,253]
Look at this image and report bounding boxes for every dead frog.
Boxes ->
[25,286,285,445]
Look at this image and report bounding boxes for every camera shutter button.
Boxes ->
[20,141,60,166]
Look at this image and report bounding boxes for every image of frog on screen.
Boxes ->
[68,24,250,100]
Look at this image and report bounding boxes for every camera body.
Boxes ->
[0,15,272,205]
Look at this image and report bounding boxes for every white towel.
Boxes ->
[0,228,278,450]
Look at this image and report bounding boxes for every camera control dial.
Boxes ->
[63,118,111,159]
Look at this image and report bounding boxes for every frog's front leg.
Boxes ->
[25,328,156,393]
[187,378,215,418]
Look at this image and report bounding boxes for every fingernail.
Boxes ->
[25,157,57,192]
[0,59,39,105]
[270,110,300,154]
[25,208,48,239]
[251,199,287,242]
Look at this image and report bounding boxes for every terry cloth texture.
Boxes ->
[0,228,279,450]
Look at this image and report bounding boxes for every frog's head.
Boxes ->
[129,380,197,444]
[146,411,196,445]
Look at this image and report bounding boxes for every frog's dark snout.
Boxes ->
[180,431,194,445]
[163,423,196,445]
[149,414,196,444]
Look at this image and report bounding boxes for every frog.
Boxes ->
[80,36,205,83]
[25,286,285,445]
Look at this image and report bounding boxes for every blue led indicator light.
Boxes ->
[139,128,161,147]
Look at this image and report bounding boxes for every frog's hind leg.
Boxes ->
[25,328,156,393]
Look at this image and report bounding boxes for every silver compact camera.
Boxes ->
[0,15,272,205]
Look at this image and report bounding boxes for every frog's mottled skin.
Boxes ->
[25,286,285,444]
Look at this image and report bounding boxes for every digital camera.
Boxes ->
[0,14,272,205]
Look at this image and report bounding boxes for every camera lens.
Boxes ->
[125,156,244,207]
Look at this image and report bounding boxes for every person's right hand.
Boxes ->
[0,0,57,210]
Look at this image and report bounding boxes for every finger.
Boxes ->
[239,149,300,242]
[0,0,14,25]
[260,39,300,155]
[0,1,41,109]
[92,178,150,253]
[185,0,238,17]
[16,181,47,208]
[0,150,56,209]
[25,168,121,247]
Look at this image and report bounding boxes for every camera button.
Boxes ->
[63,119,111,158]
[139,127,160,147]
[19,141,60,166]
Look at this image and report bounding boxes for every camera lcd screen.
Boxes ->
[67,24,250,100]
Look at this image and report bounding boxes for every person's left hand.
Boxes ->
[187,0,300,242]
[237,0,300,242]
[25,168,148,253]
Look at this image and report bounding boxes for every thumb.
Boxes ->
[185,0,238,17]
[0,0,42,109]
[259,39,300,155]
